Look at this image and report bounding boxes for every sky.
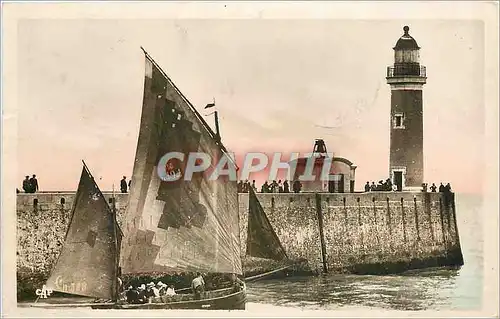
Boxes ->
[14,18,485,193]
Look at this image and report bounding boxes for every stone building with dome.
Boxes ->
[287,139,357,193]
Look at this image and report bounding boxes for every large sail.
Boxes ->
[246,188,288,260]
[45,165,120,300]
[120,50,242,275]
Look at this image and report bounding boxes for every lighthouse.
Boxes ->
[386,26,427,191]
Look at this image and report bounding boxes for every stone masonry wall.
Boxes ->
[16,191,463,285]
[317,192,462,273]
[239,193,324,273]
[240,192,463,274]
[16,192,129,279]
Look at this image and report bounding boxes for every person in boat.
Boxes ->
[145,282,160,302]
[125,285,142,304]
[229,273,245,293]
[117,276,123,293]
[156,281,167,296]
[136,284,147,303]
[191,272,205,299]
[166,284,176,296]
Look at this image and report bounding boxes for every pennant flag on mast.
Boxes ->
[205,97,216,109]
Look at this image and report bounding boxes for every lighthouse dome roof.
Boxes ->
[394,26,420,50]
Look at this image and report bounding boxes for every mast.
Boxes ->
[213,98,221,142]
[214,110,220,140]
[83,160,119,301]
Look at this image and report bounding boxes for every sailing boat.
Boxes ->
[96,48,245,309]
[44,162,122,303]
[38,49,246,310]
[246,187,287,261]
[243,187,307,281]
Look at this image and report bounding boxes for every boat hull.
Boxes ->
[91,287,246,310]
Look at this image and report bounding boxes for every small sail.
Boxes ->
[120,51,242,275]
[45,166,120,300]
[246,188,288,260]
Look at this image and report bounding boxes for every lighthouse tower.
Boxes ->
[386,26,427,191]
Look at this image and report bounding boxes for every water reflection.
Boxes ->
[247,268,462,310]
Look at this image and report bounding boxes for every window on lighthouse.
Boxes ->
[393,113,405,129]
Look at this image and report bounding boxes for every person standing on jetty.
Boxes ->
[22,176,30,193]
[191,272,205,300]
[365,181,370,192]
[261,181,270,193]
[439,183,445,192]
[120,176,128,193]
[278,180,284,193]
[283,180,290,193]
[292,180,301,193]
[430,183,437,192]
[29,174,38,193]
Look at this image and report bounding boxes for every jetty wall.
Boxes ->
[239,192,463,274]
[16,191,463,290]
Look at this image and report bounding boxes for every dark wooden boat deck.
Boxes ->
[92,286,246,310]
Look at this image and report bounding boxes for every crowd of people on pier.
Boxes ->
[364,179,395,192]
[16,173,453,195]
[364,179,453,193]
[423,182,452,193]
[238,179,303,193]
